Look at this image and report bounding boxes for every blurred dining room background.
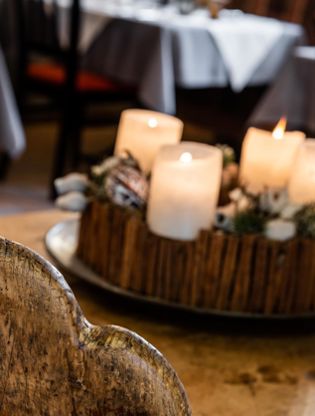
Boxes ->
[0,0,314,214]
[3,2,315,416]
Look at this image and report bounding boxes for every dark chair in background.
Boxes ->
[14,0,138,197]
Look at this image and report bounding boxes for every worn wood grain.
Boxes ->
[0,237,190,415]
[3,210,315,416]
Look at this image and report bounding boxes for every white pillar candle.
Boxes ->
[147,142,223,241]
[288,139,315,204]
[114,109,183,173]
[240,118,305,193]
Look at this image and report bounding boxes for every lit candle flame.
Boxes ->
[147,118,158,128]
[272,117,287,140]
[179,152,193,164]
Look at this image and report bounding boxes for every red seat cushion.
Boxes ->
[27,62,123,92]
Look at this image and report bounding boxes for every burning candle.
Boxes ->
[288,139,315,204]
[114,109,183,173]
[147,142,223,241]
[240,118,305,193]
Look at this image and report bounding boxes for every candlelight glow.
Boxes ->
[179,152,193,164]
[147,118,158,128]
[272,117,287,140]
[147,143,222,240]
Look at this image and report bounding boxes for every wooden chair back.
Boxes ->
[0,237,191,415]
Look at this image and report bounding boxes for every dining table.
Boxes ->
[42,0,306,114]
[2,208,315,415]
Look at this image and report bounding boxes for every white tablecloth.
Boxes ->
[0,47,25,158]
[57,2,285,93]
[250,46,315,134]
[43,1,306,113]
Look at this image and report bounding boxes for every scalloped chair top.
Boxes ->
[0,238,191,415]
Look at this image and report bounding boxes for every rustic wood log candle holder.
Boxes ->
[77,201,315,316]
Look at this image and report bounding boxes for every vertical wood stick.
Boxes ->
[119,215,139,290]
[156,238,167,299]
[215,235,239,311]
[264,241,287,315]
[164,240,174,301]
[108,205,124,284]
[230,234,256,312]
[180,242,195,306]
[130,219,147,293]
[89,201,101,271]
[248,237,268,313]
[77,203,89,261]
[283,240,299,314]
[277,240,296,314]
[203,233,226,309]
[170,242,188,304]
[295,240,313,313]
[99,203,112,281]
[191,230,209,307]
[144,233,159,297]
[309,242,315,311]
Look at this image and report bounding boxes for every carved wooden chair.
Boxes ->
[0,237,191,415]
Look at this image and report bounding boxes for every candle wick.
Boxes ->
[272,129,284,140]
[272,117,287,140]
[179,152,193,163]
[147,118,158,129]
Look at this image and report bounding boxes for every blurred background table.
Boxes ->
[0,0,308,161]
[44,0,306,151]
[55,0,305,114]
[2,209,315,416]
